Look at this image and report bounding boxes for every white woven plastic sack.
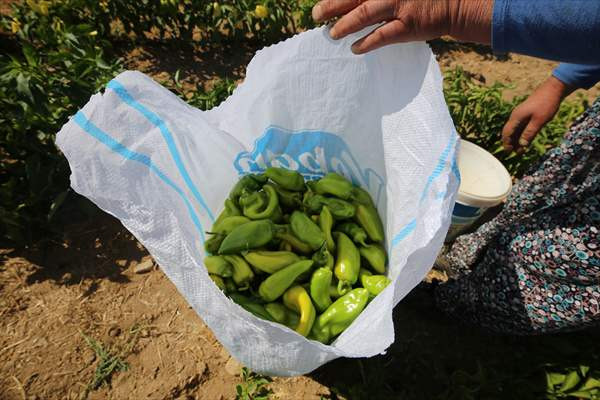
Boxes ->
[56,26,460,376]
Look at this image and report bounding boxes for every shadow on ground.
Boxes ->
[1,199,145,290]
[310,286,600,400]
[117,39,263,86]
[429,38,510,62]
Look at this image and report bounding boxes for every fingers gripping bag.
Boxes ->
[56,26,460,376]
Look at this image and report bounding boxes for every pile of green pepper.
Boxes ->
[203,167,391,344]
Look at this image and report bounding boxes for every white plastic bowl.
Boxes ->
[445,139,512,242]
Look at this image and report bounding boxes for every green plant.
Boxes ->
[174,73,237,111]
[1,1,122,243]
[1,0,315,246]
[235,367,273,400]
[443,67,587,177]
[80,324,143,399]
[546,365,600,399]
[81,333,129,396]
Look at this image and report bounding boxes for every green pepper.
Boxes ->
[312,244,334,269]
[209,274,227,291]
[242,250,301,274]
[272,184,302,210]
[204,255,233,277]
[258,260,314,302]
[204,233,225,254]
[211,216,251,235]
[264,167,305,191]
[270,205,284,223]
[241,184,280,220]
[359,268,390,296]
[304,194,356,219]
[229,293,274,322]
[264,302,288,323]
[310,267,333,312]
[305,180,317,193]
[336,222,368,246]
[218,220,278,254]
[359,243,387,274]
[252,173,268,184]
[239,190,266,212]
[328,283,349,299]
[214,198,242,227]
[264,302,300,329]
[283,285,316,337]
[354,203,385,243]
[223,255,255,290]
[310,288,370,344]
[279,240,293,252]
[275,225,313,254]
[229,174,264,204]
[313,172,353,199]
[224,278,237,293]
[319,206,336,252]
[333,232,361,292]
[290,211,325,251]
[351,186,375,207]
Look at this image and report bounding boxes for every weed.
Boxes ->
[80,324,143,399]
[81,333,128,397]
[235,367,273,400]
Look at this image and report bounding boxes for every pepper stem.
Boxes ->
[337,280,352,296]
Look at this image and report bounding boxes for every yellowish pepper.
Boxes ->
[283,285,316,337]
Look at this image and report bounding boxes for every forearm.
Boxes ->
[553,64,600,90]
[449,0,493,45]
[542,75,577,101]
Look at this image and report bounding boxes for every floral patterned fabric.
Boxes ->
[435,97,600,335]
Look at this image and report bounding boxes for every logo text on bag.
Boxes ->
[234,126,385,205]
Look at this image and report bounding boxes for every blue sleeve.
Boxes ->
[492,0,600,64]
[553,63,600,90]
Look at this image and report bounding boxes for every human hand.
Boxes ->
[502,76,575,154]
[312,0,493,54]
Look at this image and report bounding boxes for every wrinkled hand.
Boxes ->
[312,0,493,54]
[502,76,574,153]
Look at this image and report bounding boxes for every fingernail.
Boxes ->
[312,3,323,22]
[350,42,363,54]
[518,138,529,147]
[329,25,339,39]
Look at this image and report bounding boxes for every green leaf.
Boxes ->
[581,366,591,377]
[547,372,566,389]
[560,371,582,393]
[47,190,69,221]
[16,72,34,102]
[22,44,37,67]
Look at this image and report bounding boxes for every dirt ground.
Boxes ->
[2,35,600,400]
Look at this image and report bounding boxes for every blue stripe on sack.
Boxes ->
[106,80,215,222]
[72,111,206,244]
[391,219,416,248]
[391,133,458,249]
[420,133,457,202]
[451,154,461,182]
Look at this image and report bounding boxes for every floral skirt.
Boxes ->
[435,97,600,335]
